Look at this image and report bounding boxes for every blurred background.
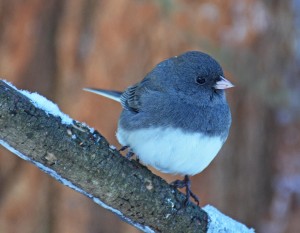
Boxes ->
[0,0,300,232]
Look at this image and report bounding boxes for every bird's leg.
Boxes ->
[171,175,200,206]
[118,145,129,152]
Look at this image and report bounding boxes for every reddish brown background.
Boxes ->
[1,1,300,232]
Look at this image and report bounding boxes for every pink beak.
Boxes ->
[214,76,234,90]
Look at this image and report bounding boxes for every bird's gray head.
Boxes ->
[150,51,233,105]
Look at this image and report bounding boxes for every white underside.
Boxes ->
[116,127,223,176]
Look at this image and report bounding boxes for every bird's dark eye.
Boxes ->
[196,76,206,85]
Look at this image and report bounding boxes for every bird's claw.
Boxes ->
[171,175,200,206]
[125,150,134,159]
[118,146,135,160]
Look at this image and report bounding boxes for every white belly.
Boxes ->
[116,127,223,176]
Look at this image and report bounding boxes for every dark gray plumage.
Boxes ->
[119,51,231,140]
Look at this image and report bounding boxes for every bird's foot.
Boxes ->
[118,146,135,160]
[125,150,135,159]
[171,175,200,206]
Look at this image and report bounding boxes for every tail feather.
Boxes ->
[83,88,122,102]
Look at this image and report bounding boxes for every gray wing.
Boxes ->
[120,78,153,113]
[120,84,142,112]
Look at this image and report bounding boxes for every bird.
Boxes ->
[84,51,234,205]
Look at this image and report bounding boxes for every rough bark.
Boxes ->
[0,80,208,233]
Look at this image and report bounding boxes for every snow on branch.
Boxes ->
[0,80,254,233]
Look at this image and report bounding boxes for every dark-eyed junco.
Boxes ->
[84,51,233,204]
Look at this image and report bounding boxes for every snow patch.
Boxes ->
[109,144,117,150]
[204,205,255,233]
[3,80,73,125]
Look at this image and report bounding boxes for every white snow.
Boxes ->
[0,139,155,233]
[109,144,117,150]
[204,205,255,233]
[3,80,73,125]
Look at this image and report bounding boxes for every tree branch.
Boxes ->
[0,80,254,233]
[0,80,209,232]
